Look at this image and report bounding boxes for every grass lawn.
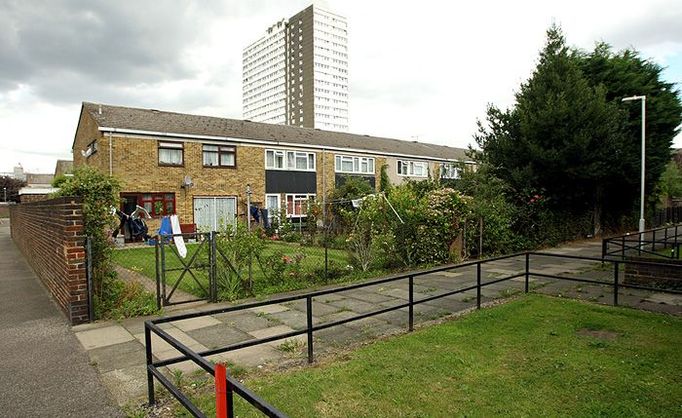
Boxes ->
[111,241,358,299]
[171,294,682,417]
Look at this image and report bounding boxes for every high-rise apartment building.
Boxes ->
[242,4,349,131]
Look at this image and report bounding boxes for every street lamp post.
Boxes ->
[622,95,646,235]
[3,187,6,203]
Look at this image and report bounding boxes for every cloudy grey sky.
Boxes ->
[1,0,681,173]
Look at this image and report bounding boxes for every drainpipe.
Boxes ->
[322,150,327,221]
[108,132,113,176]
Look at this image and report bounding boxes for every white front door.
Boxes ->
[193,197,237,232]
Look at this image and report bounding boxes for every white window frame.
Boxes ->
[192,196,237,232]
[334,154,375,174]
[158,141,184,166]
[265,193,281,220]
[265,148,315,171]
[397,160,428,177]
[441,163,461,179]
[285,193,316,217]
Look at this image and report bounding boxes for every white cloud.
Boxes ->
[0,0,680,173]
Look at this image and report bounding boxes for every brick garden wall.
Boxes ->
[624,256,682,290]
[9,197,89,324]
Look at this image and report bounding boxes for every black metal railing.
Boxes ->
[602,224,682,260]
[652,206,682,227]
[145,251,682,417]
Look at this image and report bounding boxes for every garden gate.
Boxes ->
[156,232,244,307]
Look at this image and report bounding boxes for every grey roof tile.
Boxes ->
[83,102,468,161]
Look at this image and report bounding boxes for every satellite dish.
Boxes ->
[182,175,194,188]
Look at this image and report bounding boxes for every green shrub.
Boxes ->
[51,166,159,319]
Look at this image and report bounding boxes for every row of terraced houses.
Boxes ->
[72,102,471,237]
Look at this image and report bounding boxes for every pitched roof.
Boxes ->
[82,102,469,161]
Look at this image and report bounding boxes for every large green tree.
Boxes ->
[475,25,682,233]
[579,44,682,222]
[475,26,625,233]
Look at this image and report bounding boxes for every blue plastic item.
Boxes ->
[158,216,172,236]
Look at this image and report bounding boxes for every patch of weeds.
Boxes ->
[277,338,305,354]
[529,281,545,291]
[461,296,475,303]
[255,311,283,325]
[121,402,151,418]
[95,277,160,320]
[171,369,184,387]
[359,324,376,338]
[499,288,521,298]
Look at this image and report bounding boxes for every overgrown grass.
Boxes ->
[95,276,159,320]
[167,294,682,417]
[111,241,387,300]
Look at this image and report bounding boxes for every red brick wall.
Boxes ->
[9,197,89,324]
[624,256,682,290]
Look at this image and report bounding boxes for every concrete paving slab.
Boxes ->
[173,315,222,332]
[284,299,344,316]
[248,325,306,347]
[215,311,276,332]
[327,296,383,313]
[316,293,347,303]
[270,309,310,329]
[340,290,397,303]
[76,325,135,350]
[645,292,682,305]
[88,340,146,372]
[100,365,148,406]
[250,303,289,315]
[185,323,254,350]
[422,296,470,313]
[316,324,361,346]
[378,288,428,301]
[134,325,207,358]
[318,309,357,324]
[344,316,397,337]
[211,344,285,368]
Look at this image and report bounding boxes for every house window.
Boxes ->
[335,155,375,174]
[139,193,176,217]
[397,160,428,177]
[265,194,281,221]
[193,197,237,232]
[158,142,183,166]
[203,144,236,167]
[441,163,461,179]
[286,194,315,217]
[266,149,315,171]
[266,149,285,169]
[84,140,98,158]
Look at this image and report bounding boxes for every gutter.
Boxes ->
[97,127,476,164]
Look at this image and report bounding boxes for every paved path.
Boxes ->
[70,237,682,408]
[0,219,121,417]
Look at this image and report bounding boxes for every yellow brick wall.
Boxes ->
[110,136,265,227]
[315,150,336,201]
[72,109,106,172]
[375,156,387,190]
